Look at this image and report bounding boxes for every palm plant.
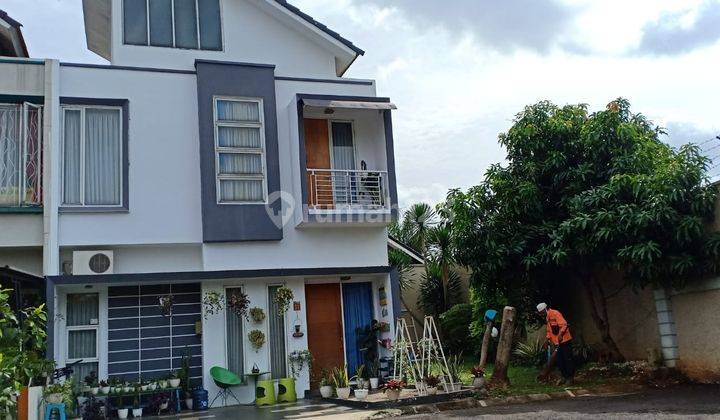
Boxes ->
[427,224,454,308]
[418,261,462,317]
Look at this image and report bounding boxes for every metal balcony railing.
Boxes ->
[0,103,43,207]
[308,168,390,212]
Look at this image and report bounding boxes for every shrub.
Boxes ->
[439,303,479,356]
[513,338,547,367]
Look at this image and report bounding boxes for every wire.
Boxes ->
[697,135,720,146]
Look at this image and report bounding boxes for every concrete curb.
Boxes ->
[395,383,647,416]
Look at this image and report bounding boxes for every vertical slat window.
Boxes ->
[62,109,82,205]
[268,286,287,379]
[198,0,222,50]
[123,0,148,45]
[174,0,199,49]
[214,98,267,204]
[225,288,245,377]
[149,0,174,47]
[62,106,123,208]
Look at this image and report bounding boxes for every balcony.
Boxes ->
[307,168,390,213]
[0,103,43,211]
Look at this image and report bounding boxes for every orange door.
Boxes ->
[305,283,344,388]
[304,119,333,208]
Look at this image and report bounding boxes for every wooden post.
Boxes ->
[478,320,493,370]
[490,306,517,388]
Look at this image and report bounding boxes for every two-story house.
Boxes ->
[0,0,399,403]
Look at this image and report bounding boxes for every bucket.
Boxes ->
[192,389,208,411]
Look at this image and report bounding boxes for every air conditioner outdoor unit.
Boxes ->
[72,251,114,275]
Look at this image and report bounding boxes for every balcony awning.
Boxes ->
[303,98,397,110]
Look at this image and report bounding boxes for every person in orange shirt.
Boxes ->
[537,302,575,385]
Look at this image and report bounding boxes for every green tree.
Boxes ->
[445,99,720,361]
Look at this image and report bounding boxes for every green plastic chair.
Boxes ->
[209,366,242,407]
[255,380,276,406]
[277,378,296,403]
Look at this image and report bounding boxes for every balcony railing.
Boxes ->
[308,168,390,212]
[0,103,42,207]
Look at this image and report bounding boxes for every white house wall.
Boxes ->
[109,0,338,78]
[0,248,43,276]
[0,60,44,96]
[0,215,43,247]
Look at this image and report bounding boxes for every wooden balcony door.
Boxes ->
[304,119,332,208]
[305,283,345,389]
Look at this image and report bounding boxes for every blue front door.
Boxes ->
[342,282,374,376]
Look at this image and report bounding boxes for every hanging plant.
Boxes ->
[288,350,313,378]
[249,307,266,323]
[159,294,174,317]
[202,291,225,319]
[227,291,251,320]
[248,330,266,351]
[273,286,294,316]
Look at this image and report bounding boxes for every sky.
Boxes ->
[4,0,720,208]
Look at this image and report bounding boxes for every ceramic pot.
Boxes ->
[124,387,132,393]
[132,408,142,418]
[319,386,333,398]
[426,386,438,396]
[354,389,368,401]
[117,409,129,419]
[185,398,193,410]
[385,389,401,401]
[169,379,181,388]
[141,385,148,391]
[148,384,157,391]
[472,377,486,389]
[45,393,63,404]
[369,378,379,389]
[336,387,351,399]
[90,387,99,395]
[100,386,110,395]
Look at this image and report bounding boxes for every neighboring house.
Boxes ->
[0,1,399,403]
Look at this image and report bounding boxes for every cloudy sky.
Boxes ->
[5,0,720,208]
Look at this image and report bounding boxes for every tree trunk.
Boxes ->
[581,275,624,362]
[489,306,517,388]
[478,320,494,370]
[441,262,450,311]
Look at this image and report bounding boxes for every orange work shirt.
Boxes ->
[546,308,572,345]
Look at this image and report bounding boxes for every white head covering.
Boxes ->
[491,327,499,338]
[536,302,548,312]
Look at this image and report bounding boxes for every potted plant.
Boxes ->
[158,294,174,317]
[202,291,225,319]
[331,367,350,399]
[43,383,65,404]
[123,382,133,393]
[81,396,104,420]
[158,378,168,389]
[85,371,99,395]
[131,398,143,418]
[382,379,405,401]
[148,381,157,391]
[352,364,366,390]
[248,330,266,351]
[250,307,266,323]
[99,380,110,395]
[140,382,149,392]
[227,290,251,320]
[168,372,181,388]
[471,365,485,389]
[116,397,129,419]
[319,370,333,398]
[424,375,440,395]
[288,350,312,379]
[272,286,294,315]
[354,387,369,401]
[368,360,380,390]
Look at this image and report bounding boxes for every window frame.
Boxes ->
[213,96,268,205]
[60,105,125,209]
[223,285,247,383]
[64,293,100,367]
[121,0,224,51]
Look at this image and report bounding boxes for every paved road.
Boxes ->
[402,385,720,419]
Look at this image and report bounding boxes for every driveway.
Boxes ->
[401,385,720,419]
[160,401,376,420]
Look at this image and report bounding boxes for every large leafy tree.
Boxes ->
[445,99,720,360]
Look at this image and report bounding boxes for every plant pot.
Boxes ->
[185,398,194,410]
[319,386,333,398]
[124,387,132,393]
[158,380,168,389]
[426,386,438,396]
[169,379,181,388]
[45,393,63,404]
[76,396,88,407]
[132,408,142,418]
[81,386,91,393]
[159,402,169,411]
[354,389,368,401]
[385,389,401,401]
[90,387,99,395]
[117,409,129,419]
[336,387,351,399]
[148,384,157,391]
[140,385,148,391]
[100,386,110,395]
[369,378,379,389]
[472,376,486,389]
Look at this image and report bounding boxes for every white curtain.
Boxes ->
[217,127,261,148]
[219,153,262,175]
[217,100,259,122]
[66,294,99,388]
[331,122,355,171]
[225,289,244,376]
[219,180,263,202]
[67,293,99,326]
[0,105,19,205]
[85,109,121,205]
[268,286,287,379]
[63,110,82,205]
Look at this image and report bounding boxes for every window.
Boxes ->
[268,286,287,378]
[0,103,42,207]
[66,293,100,386]
[213,98,267,204]
[62,106,123,207]
[123,0,223,51]
[225,288,245,377]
